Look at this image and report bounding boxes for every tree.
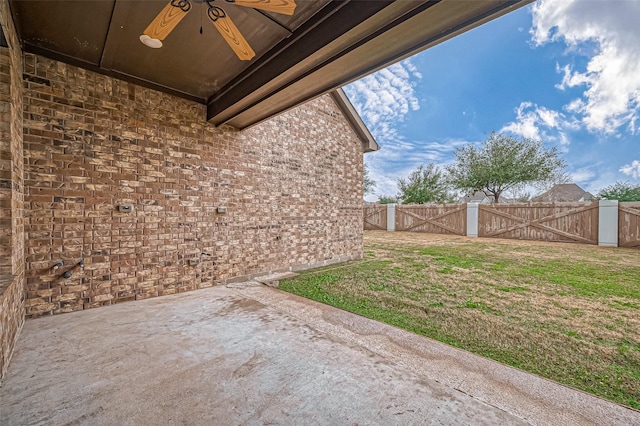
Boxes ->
[363,163,376,196]
[509,188,532,203]
[396,163,455,204]
[597,181,640,202]
[447,131,566,203]
[377,195,398,204]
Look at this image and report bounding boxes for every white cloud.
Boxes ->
[421,140,469,153]
[500,102,574,146]
[620,160,640,179]
[569,167,596,184]
[345,59,431,200]
[531,0,640,134]
[501,102,541,140]
[555,64,590,91]
[344,60,421,143]
[579,167,620,195]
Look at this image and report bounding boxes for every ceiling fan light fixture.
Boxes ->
[140,0,296,60]
[140,34,163,48]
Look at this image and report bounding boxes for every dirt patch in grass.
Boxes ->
[280,231,640,409]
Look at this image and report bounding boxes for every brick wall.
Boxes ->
[0,0,25,381]
[22,54,364,317]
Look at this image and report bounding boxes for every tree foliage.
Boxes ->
[447,131,566,203]
[377,195,398,204]
[397,163,455,204]
[597,181,640,202]
[363,163,376,196]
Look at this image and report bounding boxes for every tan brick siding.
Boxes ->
[22,54,364,317]
[0,0,25,381]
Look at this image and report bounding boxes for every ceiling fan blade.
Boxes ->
[209,8,256,61]
[225,0,296,16]
[143,0,191,41]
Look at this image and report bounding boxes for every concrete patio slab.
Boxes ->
[1,282,638,425]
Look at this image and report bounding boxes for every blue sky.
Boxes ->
[344,0,640,201]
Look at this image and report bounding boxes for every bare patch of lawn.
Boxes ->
[279,231,640,409]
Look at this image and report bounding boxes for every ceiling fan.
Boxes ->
[139,0,297,61]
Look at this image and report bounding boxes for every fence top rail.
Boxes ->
[479,201,598,207]
[398,203,464,207]
[366,201,600,208]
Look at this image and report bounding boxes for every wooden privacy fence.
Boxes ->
[478,202,599,245]
[619,202,640,248]
[396,204,466,235]
[363,204,387,230]
[364,201,638,248]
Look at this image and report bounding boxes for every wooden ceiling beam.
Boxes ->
[206,0,396,124]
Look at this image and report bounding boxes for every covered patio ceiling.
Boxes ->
[10,0,532,128]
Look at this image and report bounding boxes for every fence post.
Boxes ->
[387,204,396,232]
[598,200,618,247]
[467,203,479,237]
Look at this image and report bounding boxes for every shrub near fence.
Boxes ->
[364,201,638,248]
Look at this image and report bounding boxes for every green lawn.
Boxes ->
[279,231,640,409]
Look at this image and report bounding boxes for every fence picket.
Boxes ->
[478,202,598,244]
[619,202,640,248]
[395,204,466,235]
[363,205,387,230]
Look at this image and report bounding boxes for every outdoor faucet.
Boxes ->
[59,258,85,279]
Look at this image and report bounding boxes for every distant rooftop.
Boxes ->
[532,184,595,202]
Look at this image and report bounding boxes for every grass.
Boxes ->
[279,231,640,409]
